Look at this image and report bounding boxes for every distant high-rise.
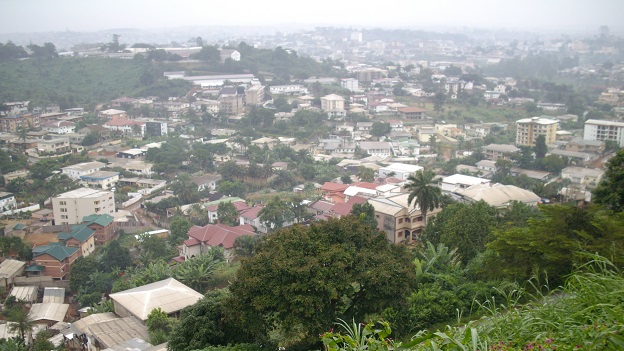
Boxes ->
[515,116,558,146]
[350,31,362,43]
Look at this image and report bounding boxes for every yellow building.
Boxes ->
[515,116,558,146]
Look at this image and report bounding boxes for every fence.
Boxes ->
[14,276,70,289]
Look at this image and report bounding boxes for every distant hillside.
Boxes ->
[0,57,189,108]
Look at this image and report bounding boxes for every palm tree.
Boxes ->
[404,169,441,230]
[6,307,35,344]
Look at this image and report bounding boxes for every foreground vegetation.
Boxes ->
[322,255,624,351]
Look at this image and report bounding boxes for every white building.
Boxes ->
[561,167,605,188]
[378,163,423,180]
[441,174,490,193]
[41,121,76,134]
[321,94,346,119]
[52,188,115,225]
[269,85,308,96]
[79,171,120,190]
[358,141,392,158]
[583,119,624,147]
[0,192,17,211]
[61,162,106,180]
[341,78,359,91]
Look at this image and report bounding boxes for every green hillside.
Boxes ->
[0,57,183,108]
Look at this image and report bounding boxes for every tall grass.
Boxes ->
[323,254,624,350]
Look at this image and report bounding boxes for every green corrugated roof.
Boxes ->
[33,243,78,261]
[58,223,95,243]
[12,223,27,230]
[25,265,44,272]
[82,214,115,227]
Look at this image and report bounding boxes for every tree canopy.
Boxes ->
[593,149,624,212]
[227,217,414,349]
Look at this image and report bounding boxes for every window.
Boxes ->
[398,218,403,224]
[60,208,67,212]
[59,201,66,205]
[61,215,68,219]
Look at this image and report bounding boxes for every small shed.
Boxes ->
[9,285,38,305]
[28,303,70,326]
[42,287,66,304]
[0,259,26,287]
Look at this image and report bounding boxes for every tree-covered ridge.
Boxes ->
[0,57,179,108]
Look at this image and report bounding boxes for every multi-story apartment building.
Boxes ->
[0,113,40,133]
[52,187,115,225]
[269,85,308,96]
[244,85,265,106]
[321,94,346,118]
[515,116,558,146]
[583,119,624,147]
[219,94,244,115]
[341,78,359,91]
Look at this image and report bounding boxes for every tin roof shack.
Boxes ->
[0,259,26,288]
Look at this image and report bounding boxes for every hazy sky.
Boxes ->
[2,0,623,34]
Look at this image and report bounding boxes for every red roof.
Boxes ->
[352,182,378,190]
[172,256,186,263]
[310,200,334,213]
[240,206,263,220]
[398,107,426,113]
[187,223,256,249]
[332,196,367,216]
[183,237,200,246]
[233,201,251,212]
[321,182,349,192]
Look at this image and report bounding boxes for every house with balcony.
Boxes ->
[368,193,441,244]
[37,138,71,156]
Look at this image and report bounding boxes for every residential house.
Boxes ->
[104,119,146,137]
[58,224,96,257]
[378,163,423,180]
[37,138,71,155]
[98,109,127,120]
[482,144,520,161]
[31,243,79,280]
[219,48,241,62]
[82,214,117,245]
[52,187,115,225]
[561,167,605,189]
[397,107,426,120]
[41,121,76,134]
[0,192,17,211]
[28,303,69,326]
[441,174,490,193]
[61,161,106,180]
[320,182,350,203]
[116,149,145,159]
[358,141,392,157]
[80,171,120,189]
[452,183,541,208]
[548,149,596,165]
[239,206,268,233]
[368,193,441,244]
[476,160,497,173]
[110,278,203,321]
[178,223,256,262]
[565,137,605,154]
[190,173,222,192]
[82,316,148,350]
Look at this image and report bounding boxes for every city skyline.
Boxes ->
[2,0,623,35]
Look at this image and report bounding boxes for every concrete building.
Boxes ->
[41,121,76,134]
[269,85,308,95]
[52,187,115,225]
[219,94,244,115]
[378,163,423,180]
[61,161,106,180]
[0,113,40,133]
[397,107,427,120]
[98,109,127,120]
[583,119,624,147]
[0,192,17,211]
[441,174,490,193]
[37,138,71,155]
[341,78,359,91]
[358,141,393,157]
[452,183,541,208]
[244,85,265,106]
[368,193,441,244]
[561,167,605,189]
[482,144,520,161]
[321,94,346,118]
[79,171,120,189]
[515,116,558,146]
